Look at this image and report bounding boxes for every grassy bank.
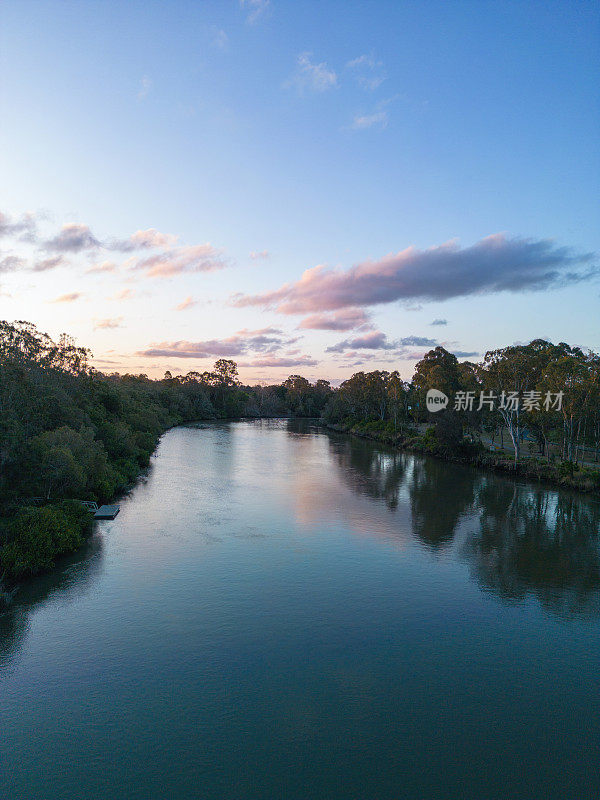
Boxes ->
[325,419,600,497]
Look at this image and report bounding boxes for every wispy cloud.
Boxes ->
[350,97,393,130]
[351,110,388,130]
[175,296,199,311]
[250,250,270,260]
[86,260,117,274]
[51,292,83,303]
[430,318,448,326]
[240,0,270,24]
[109,228,178,252]
[139,327,297,359]
[245,355,318,368]
[286,52,338,93]
[33,255,68,272]
[0,210,226,281]
[0,210,40,241]
[111,288,134,301]
[234,234,597,314]
[326,331,437,353]
[94,317,123,330]
[452,350,479,358]
[211,27,229,49]
[298,308,371,331]
[137,75,152,100]
[0,254,26,272]
[131,244,226,278]
[346,54,385,91]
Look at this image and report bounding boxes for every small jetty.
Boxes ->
[94,505,120,520]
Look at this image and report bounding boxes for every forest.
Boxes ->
[1,319,599,583]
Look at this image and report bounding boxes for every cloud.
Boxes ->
[176,296,199,311]
[0,210,39,241]
[0,254,26,272]
[347,55,378,69]
[351,110,388,130]
[111,288,134,300]
[240,0,270,23]
[94,317,123,330]
[44,223,101,253]
[350,96,393,130]
[452,350,479,358]
[51,292,83,303]
[33,255,68,272]
[132,244,226,277]
[234,234,597,314]
[327,330,394,352]
[138,327,295,359]
[298,308,371,331]
[245,355,318,368]
[346,54,385,91]
[87,260,117,274]
[109,228,178,252]
[327,331,438,354]
[0,211,224,280]
[212,28,229,49]
[399,336,438,347]
[287,52,338,93]
[430,318,448,326]
[250,250,270,260]
[138,76,152,100]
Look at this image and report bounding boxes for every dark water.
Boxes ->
[1,420,599,799]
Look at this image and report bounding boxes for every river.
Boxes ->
[1,420,599,799]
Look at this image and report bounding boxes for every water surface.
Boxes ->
[1,420,599,798]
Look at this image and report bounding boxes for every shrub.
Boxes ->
[0,503,91,578]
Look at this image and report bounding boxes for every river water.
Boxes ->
[1,420,599,799]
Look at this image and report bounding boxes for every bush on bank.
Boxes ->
[0,501,93,579]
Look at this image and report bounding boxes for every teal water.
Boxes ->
[1,420,599,799]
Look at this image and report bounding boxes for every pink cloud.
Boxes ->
[138,327,294,359]
[130,228,177,249]
[110,228,178,252]
[94,317,124,330]
[175,296,199,311]
[51,292,83,303]
[246,355,318,368]
[132,244,226,277]
[298,307,371,331]
[86,260,117,274]
[233,235,596,313]
[111,288,134,300]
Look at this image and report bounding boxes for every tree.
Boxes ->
[212,359,239,387]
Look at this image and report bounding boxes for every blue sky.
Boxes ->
[1,0,598,381]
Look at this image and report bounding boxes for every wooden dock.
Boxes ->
[94,505,120,520]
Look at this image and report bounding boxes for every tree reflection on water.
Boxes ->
[326,427,600,618]
[0,532,104,667]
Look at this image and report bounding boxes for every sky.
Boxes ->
[0,0,598,383]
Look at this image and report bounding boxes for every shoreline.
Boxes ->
[322,421,600,498]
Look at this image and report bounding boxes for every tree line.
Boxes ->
[324,340,600,469]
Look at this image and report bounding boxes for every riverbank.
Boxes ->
[324,419,600,497]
